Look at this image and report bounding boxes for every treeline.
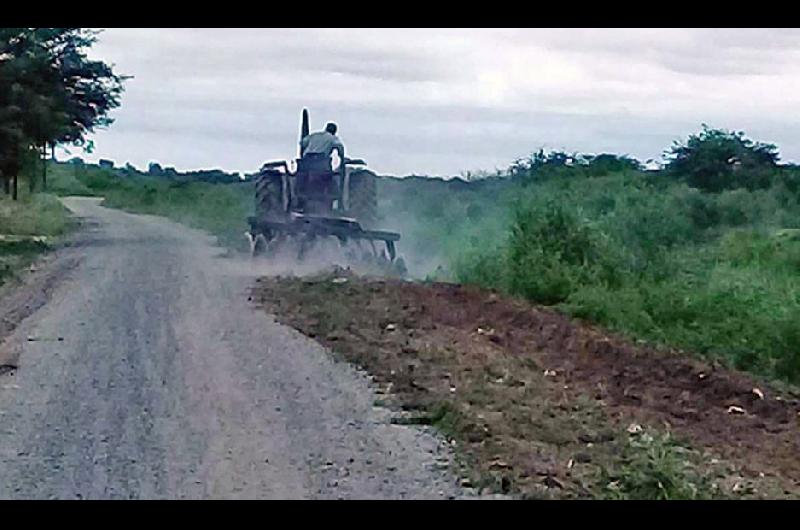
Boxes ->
[506,124,796,193]
[144,162,243,184]
[0,28,125,199]
[60,158,244,185]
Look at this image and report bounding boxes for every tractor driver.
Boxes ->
[297,122,345,212]
[300,122,345,173]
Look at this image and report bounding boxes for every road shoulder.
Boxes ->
[253,268,800,499]
[0,230,85,370]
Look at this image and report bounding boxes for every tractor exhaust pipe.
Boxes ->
[299,108,310,157]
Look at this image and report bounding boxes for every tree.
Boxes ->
[509,149,641,181]
[665,125,779,192]
[1,28,68,196]
[509,149,579,180]
[586,153,641,175]
[0,29,29,198]
[46,29,126,148]
[0,28,126,197]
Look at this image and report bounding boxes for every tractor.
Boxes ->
[247,108,404,274]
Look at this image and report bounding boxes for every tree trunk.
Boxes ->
[29,157,36,193]
[42,144,47,192]
[7,148,21,200]
[3,174,9,195]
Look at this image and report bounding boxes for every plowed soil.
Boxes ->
[254,269,800,499]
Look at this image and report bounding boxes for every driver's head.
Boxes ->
[325,122,338,135]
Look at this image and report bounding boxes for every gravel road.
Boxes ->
[0,197,466,499]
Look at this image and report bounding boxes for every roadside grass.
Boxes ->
[596,431,722,500]
[102,180,253,251]
[48,162,254,252]
[0,192,73,286]
[45,162,97,196]
[0,192,73,237]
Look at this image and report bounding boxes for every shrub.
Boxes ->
[503,201,624,304]
[682,190,721,230]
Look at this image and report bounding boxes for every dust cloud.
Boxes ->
[220,234,407,280]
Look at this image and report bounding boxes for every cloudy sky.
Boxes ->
[72,28,800,177]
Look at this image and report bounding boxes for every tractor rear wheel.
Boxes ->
[348,169,378,229]
[255,170,287,222]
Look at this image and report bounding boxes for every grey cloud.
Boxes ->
[96,28,460,84]
[79,28,800,176]
[525,28,800,76]
[100,96,702,177]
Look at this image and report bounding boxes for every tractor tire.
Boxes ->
[348,169,378,229]
[255,170,287,222]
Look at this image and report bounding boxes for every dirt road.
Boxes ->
[0,197,465,499]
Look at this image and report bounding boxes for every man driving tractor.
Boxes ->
[297,122,345,213]
[300,122,345,166]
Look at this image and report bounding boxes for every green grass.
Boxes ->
[102,180,253,251]
[596,430,722,500]
[45,163,96,196]
[48,162,254,251]
[0,190,73,285]
[0,192,73,237]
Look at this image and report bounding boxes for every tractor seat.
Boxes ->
[297,153,332,175]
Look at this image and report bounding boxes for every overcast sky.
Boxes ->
[70,28,800,177]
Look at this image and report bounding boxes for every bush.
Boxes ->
[510,201,598,267]
[0,192,72,287]
[458,200,626,305]
[454,247,508,292]
[682,190,721,230]
[771,311,800,381]
[80,168,120,191]
[718,229,800,271]
[716,189,751,226]
[465,202,483,221]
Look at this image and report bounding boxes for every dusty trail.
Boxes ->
[0,197,465,499]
